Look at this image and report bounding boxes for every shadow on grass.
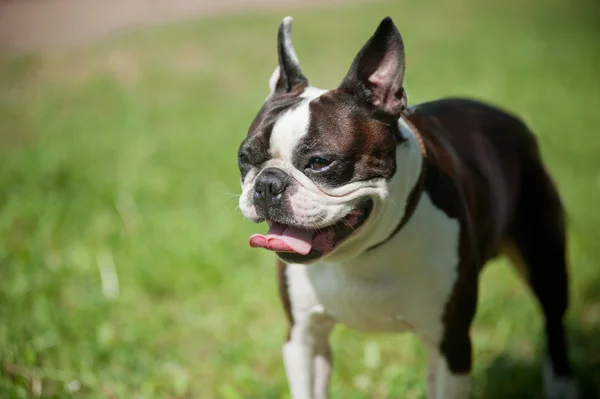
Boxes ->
[480,346,599,399]
[479,284,600,399]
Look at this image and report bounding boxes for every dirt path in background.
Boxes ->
[0,0,358,52]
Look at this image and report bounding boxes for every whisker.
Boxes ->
[220,190,243,198]
[388,196,401,211]
[310,220,320,233]
[341,218,357,233]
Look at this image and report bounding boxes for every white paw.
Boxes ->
[543,358,579,399]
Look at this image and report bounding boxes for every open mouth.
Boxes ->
[248,199,373,263]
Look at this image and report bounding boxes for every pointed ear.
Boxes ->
[340,17,407,118]
[271,16,309,94]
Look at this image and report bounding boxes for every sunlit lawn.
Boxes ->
[0,0,599,397]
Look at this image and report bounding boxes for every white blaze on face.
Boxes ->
[269,88,325,163]
[269,102,310,163]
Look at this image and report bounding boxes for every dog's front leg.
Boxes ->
[425,278,476,399]
[312,320,334,399]
[427,347,471,399]
[283,331,313,399]
[283,314,334,399]
[427,349,440,398]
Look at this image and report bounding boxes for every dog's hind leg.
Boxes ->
[505,160,578,399]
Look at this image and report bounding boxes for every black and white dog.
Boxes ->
[237,16,577,399]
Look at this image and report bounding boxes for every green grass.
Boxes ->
[1,0,599,397]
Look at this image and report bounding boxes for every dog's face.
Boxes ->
[238,17,408,264]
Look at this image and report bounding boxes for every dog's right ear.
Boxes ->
[268,17,309,96]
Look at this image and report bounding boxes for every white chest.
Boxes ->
[286,193,461,342]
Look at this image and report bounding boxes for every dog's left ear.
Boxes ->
[269,16,309,95]
[339,17,407,118]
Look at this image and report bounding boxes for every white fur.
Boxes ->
[268,66,280,96]
[543,357,579,399]
[432,357,471,399]
[428,350,439,398]
[287,191,460,336]
[269,98,311,163]
[283,337,313,399]
[268,87,327,162]
[283,308,334,399]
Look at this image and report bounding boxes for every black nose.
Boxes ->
[254,168,289,209]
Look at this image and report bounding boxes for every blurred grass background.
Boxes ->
[1,0,599,397]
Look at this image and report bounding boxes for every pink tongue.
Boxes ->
[249,223,313,255]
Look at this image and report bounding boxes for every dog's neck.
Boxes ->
[364,116,425,251]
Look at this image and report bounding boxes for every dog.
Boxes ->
[237,16,578,399]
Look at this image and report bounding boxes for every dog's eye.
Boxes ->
[238,153,250,168]
[307,157,332,172]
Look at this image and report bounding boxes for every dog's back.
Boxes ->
[407,98,563,263]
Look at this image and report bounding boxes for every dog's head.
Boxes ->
[238,17,411,264]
